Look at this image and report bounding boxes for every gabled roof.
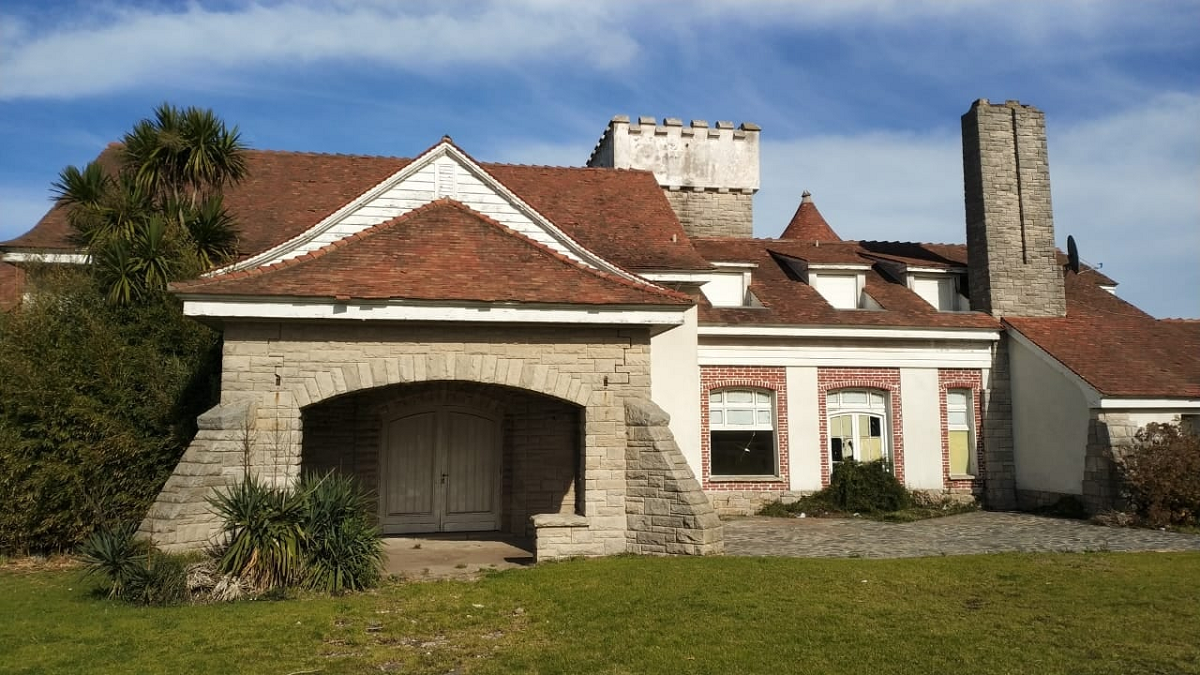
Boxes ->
[1005,272,1200,398]
[3,145,711,273]
[173,199,691,307]
[691,238,999,329]
[780,192,841,242]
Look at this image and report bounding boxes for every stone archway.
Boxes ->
[141,321,721,559]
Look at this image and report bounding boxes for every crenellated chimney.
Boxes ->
[587,116,760,238]
[962,99,1066,318]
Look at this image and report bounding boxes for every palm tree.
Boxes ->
[52,104,248,304]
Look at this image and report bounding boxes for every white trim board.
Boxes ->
[699,325,1000,342]
[2,252,89,264]
[214,142,649,287]
[182,298,687,326]
[699,343,994,369]
[1098,398,1200,410]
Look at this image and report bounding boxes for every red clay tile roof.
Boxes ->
[173,199,691,307]
[2,145,711,272]
[780,192,841,242]
[691,238,1000,329]
[0,261,26,311]
[1005,272,1200,398]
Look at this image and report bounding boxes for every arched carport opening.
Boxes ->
[300,380,583,538]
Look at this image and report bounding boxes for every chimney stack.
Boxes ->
[962,100,1066,318]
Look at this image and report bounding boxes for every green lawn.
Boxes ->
[3,552,1199,674]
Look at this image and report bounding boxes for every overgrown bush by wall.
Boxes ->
[0,268,220,554]
[1118,422,1200,528]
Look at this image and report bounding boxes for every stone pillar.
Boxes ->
[623,398,723,555]
[139,397,258,552]
[962,99,1066,318]
[981,339,1017,509]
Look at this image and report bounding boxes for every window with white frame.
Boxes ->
[709,389,777,477]
[947,389,975,476]
[827,389,891,471]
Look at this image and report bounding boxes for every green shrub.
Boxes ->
[0,267,220,554]
[1118,422,1200,527]
[209,477,307,591]
[78,523,151,599]
[826,460,912,513]
[299,472,384,593]
[78,523,189,605]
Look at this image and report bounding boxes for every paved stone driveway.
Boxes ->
[723,511,1200,558]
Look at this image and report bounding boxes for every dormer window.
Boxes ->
[772,252,877,310]
[908,273,969,312]
[699,262,758,308]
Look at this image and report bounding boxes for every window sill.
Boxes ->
[709,475,784,483]
[949,474,976,481]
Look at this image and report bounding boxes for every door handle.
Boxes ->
[441,473,448,485]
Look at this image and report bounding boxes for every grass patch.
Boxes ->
[2,553,1199,674]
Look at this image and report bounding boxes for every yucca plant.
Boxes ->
[209,477,307,591]
[78,522,151,599]
[299,472,384,593]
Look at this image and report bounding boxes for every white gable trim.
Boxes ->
[182,297,686,326]
[2,251,90,264]
[698,325,1000,342]
[214,142,647,285]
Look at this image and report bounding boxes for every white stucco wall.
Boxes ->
[899,369,944,490]
[786,366,822,491]
[1010,337,1091,495]
[651,307,701,471]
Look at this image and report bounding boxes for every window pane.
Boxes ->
[859,437,883,462]
[830,414,849,437]
[947,390,968,407]
[830,437,844,463]
[711,391,723,403]
[949,430,971,474]
[870,392,885,406]
[867,415,882,437]
[727,409,755,426]
[757,410,772,425]
[826,392,837,406]
[711,410,723,426]
[727,390,754,403]
[711,430,776,476]
[948,410,968,427]
[756,391,770,404]
[843,390,867,405]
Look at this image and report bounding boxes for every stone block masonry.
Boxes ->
[962,99,1066,318]
[664,190,753,239]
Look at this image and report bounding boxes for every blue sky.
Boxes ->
[2,0,1197,317]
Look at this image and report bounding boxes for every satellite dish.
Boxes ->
[1066,235,1080,274]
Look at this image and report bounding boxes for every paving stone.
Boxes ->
[722,511,1200,559]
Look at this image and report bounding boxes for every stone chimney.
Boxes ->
[587,116,760,238]
[962,100,1066,318]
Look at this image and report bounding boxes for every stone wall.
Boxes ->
[623,398,723,555]
[663,190,754,239]
[962,99,1066,318]
[1081,411,1138,513]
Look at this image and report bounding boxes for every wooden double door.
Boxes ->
[379,406,502,534]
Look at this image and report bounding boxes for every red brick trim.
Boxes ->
[700,366,789,491]
[938,369,985,490]
[817,368,904,486]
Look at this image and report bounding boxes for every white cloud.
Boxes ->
[756,93,1200,317]
[0,1,637,100]
[3,0,1195,101]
